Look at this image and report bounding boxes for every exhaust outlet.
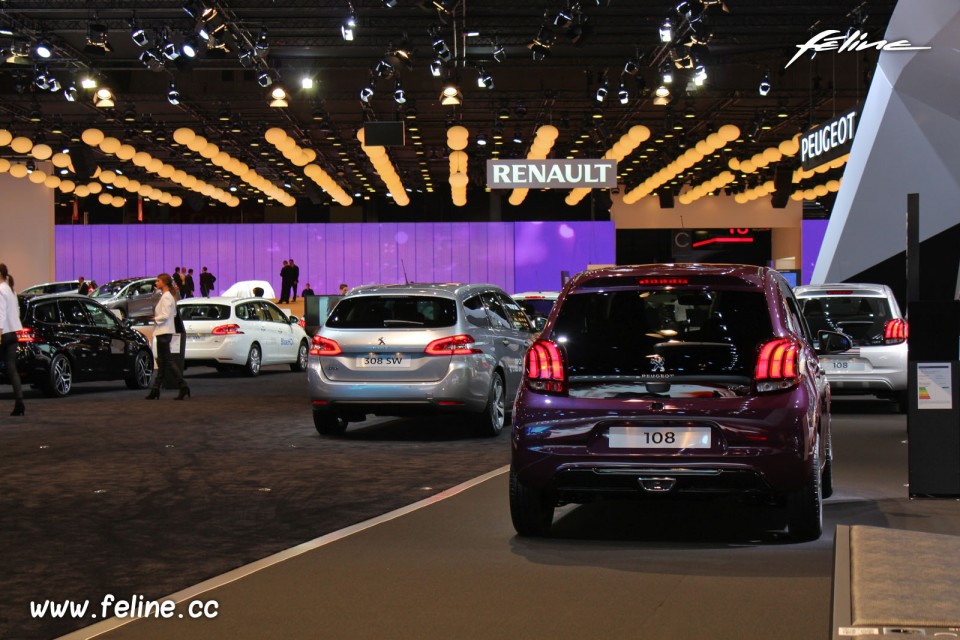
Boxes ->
[638,477,677,493]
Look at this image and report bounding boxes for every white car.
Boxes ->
[794,282,908,411]
[177,297,309,376]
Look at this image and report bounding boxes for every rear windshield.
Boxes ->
[800,296,891,346]
[178,304,232,321]
[326,295,457,329]
[515,299,555,319]
[550,288,772,378]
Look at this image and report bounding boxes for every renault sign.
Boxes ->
[486,159,617,189]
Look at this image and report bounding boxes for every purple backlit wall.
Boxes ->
[55,221,615,295]
[802,219,829,285]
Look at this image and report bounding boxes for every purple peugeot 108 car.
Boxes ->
[509,264,852,541]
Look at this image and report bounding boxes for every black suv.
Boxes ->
[0,294,154,397]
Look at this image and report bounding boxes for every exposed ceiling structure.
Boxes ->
[0,0,897,214]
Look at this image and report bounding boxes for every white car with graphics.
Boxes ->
[177,297,309,376]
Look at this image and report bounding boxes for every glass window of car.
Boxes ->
[81,300,121,330]
[800,296,891,345]
[326,296,457,329]
[259,302,287,323]
[58,299,89,325]
[236,302,262,322]
[31,301,59,325]
[480,292,511,329]
[551,287,773,378]
[497,293,533,332]
[134,281,155,296]
[462,295,490,328]
[92,280,131,298]
[179,304,231,321]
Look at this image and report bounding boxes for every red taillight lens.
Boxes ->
[298,318,306,329]
[424,334,482,355]
[212,324,243,335]
[16,328,39,343]
[310,335,342,356]
[755,338,800,392]
[525,339,566,395]
[883,318,908,345]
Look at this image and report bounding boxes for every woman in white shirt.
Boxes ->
[146,273,190,400]
[0,263,25,416]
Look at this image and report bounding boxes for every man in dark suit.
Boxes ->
[199,267,216,297]
[278,260,291,304]
[172,267,183,294]
[289,258,300,302]
[183,268,196,298]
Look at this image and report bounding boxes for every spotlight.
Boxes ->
[138,49,164,72]
[432,37,452,62]
[131,19,149,47]
[64,82,78,102]
[94,87,115,108]
[341,13,356,41]
[512,128,522,144]
[382,0,398,7]
[595,80,608,103]
[47,76,61,93]
[618,83,629,104]
[182,35,199,58]
[80,73,97,89]
[623,58,640,76]
[591,107,603,119]
[373,59,395,79]
[429,59,443,77]
[257,67,274,87]
[477,66,493,89]
[238,49,255,67]
[655,85,671,98]
[758,72,771,96]
[528,28,552,61]
[477,133,487,146]
[553,9,574,29]
[167,83,181,105]
[34,68,51,91]
[34,38,53,58]
[661,64,673,84]
[269,85,288,108]
[301,76,315,90]
[693,63,707,86]
[498,106,510,119]
[255,27,269,54]
[360,85,374,103]
[440,83,462,106]
[659,18,673,43]
[492,40,505,63]
[393,80,406,104]
[29,107,41,122]
[162,39,180,60]
[84,23,113,55]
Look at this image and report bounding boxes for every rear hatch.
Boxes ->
[319,294,465,382]
[178,302,235,348]
[548,279,772,399]
[799,294,894,347]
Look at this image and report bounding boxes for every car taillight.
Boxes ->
[16,328,39,343]
[425,334,482,355]
[883,318,908,345]
[525,339,566,395]
[755,338,801,393]
[212,324,243,335]
[310,335,342,356]
[298,318,306,329]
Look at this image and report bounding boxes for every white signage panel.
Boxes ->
[486,159,617,189]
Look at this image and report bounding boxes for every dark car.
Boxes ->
[0,294,154,397]
[509,264,851,541]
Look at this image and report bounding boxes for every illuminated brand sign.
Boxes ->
[486,159,617,189]
[801,109,857,170]
[786,30,930,69]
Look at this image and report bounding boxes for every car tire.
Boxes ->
[474,372,506,437]
[244,343,262,377]
[290,340,308,372]
[821,427,834,499]
[313,411,348,436]
[44,353,73,398]
[125,349,153,389]
[787,441,823,542]
[509,469,554,537]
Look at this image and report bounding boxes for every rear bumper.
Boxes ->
[307,356,492,417]
[183,335,247,364]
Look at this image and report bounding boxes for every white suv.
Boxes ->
[794,283,908,411]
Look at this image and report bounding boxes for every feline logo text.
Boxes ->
[786,30,930,69]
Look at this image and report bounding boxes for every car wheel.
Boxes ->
[125,349,153,389]
[821,427,834,499]
[290,340,308,372]
[475,372,506,437]
[509,469,554,537]
[244,343,262,377]
[44,353,73,398]
[787,440,823,542]
[313,411,348,436]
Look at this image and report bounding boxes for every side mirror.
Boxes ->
[817,330,852,355]
[288,315,300,325]
[534,317,547,332]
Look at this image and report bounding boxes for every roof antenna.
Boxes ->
[401,259,410,284]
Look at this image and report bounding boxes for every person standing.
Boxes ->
[339,283,349,296]
[199,266,216,298]
[183,268,196,299]
[146,273,190,401]
[77,276,90,295]
[301,283,315,297]
[172,267,183,294]
[0,263,25,416]
[289,258,300,302]
[278,260,291,304]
